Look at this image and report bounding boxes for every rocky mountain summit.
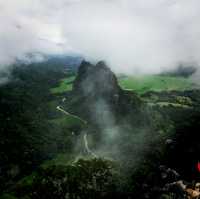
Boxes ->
[70,60,142,123]
[73,61,121,101]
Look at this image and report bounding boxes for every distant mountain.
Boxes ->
[16,53,83,73]
[69,60,144,128]
[161,65,197,78]
[45,55,83,72]
[73,60,121,100]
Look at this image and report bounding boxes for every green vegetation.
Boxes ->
[50,76,75,94]
[16,172,38,188]
[0,194,18,199]
[2,158,117,199]
[1,60,200,198]
[0,63,79,193]
[118,75,195,93]
[50,74,196,95]
[50,115,85,128]
[147,101,191,108]
[40,154,75,169]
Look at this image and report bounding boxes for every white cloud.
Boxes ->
[0,0,200,74]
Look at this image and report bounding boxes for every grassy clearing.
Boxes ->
[50,74,196,95]
[50,76,75,94]
[118,75,194,94]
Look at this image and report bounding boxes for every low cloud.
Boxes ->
[1,0,200,75]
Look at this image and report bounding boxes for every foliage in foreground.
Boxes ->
[1,158,119,199]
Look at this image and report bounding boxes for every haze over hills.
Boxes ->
[2,0,200,76]
[1,0,200,198]
[0,59,200,198]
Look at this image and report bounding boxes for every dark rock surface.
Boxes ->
[73,60,121,101]
[70,60,142,124]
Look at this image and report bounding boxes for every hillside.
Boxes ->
[118,75,197,93]
[50,73,198,95]
[0,61,200,199]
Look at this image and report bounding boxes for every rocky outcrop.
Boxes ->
[73,60,121,102]
[70,60,142,126]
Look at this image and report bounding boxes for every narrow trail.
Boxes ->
[83,133,97,158]
[56,105,97,158]
[56,106,87,124]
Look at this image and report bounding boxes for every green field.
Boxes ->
[50,76,75,94]
[118,75,195,94]
[50,74,196,95]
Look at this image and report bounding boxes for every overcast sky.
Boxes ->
[1,0,200,74]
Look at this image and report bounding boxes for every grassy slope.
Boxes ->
[2,74,197,198]
[50,74,196,95]
[118,75,195,94]
[50,76,75,94]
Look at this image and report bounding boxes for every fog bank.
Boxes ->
[1,0,200,75]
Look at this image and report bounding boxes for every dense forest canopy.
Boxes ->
[0,58,200,199]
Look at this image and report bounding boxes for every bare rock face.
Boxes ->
[73,60,121,102]
[71,61,142,125]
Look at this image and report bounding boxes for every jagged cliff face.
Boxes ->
[73,61,121,102]
[70,61,162,170]
[72,61,122,126]
[71,60,143,127]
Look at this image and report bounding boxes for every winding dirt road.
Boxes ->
[56,106,87,124]
[83,133,97,158]
[56,106,97,158]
